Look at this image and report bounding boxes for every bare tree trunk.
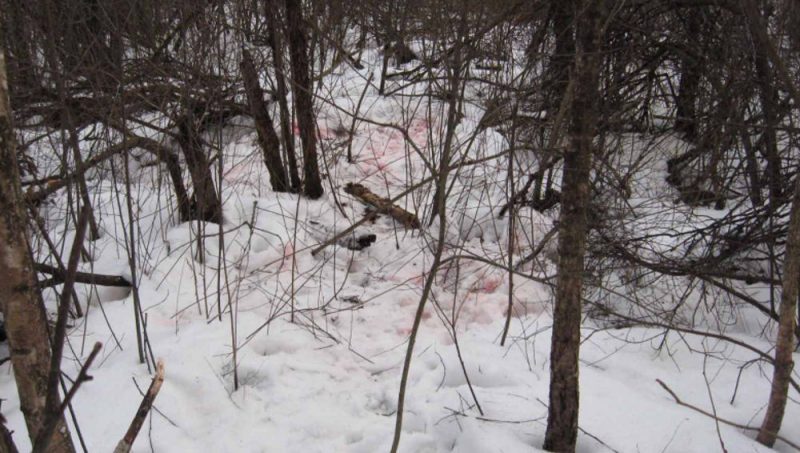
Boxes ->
[739,2,800,442]
[757,167,800,446]
[177,108,223,223]
[543,1,606,451]
[0,30,75,453]
[749,4,782,204]
[751,0,800,438]
[264,0,301,191]
[675,13,701,141]
[1,0,36,106]
[544,0,575,116]
[741,131,764,206]
[285,0,324,199]
[125,135,193,221]
[240,48,289,192]
[162,149,193,222]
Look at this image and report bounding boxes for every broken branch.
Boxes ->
[344,182,421,229]
[35,262,131,288]
[114,360,166,453]
[656,379,800,451]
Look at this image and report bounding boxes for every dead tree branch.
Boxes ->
[656,379,800,451]
[113,360,165,453]
[35,263,131,288]
[344,182,421,229]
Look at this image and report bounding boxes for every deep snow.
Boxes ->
[1,45,798,453]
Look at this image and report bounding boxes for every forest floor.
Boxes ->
[1,46,798,453]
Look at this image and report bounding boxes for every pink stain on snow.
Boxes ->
[465,268,504,294]
[389,272,424,287]
[291,122,336,140]
[480,276,503,293]
[278,243,295,273]
[394,310,433,337]
[356,118,433,182]
[224,161,250,183]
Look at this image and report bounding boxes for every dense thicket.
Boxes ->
[1,0,797,451]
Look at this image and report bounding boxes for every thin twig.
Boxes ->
[32,342,102,453]
[656,379,800,451]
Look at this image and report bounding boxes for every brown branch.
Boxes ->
[594,303,800,395]
[742,0,800,107]
[344,182,421,229]
[498,74,573,219]
[0,414,19,453]
[34,206,91,453]
[497,157,562,218]
[514,225,558,270]
[656,379,800,451]
[604,236,781,286]
[45,205,89,415]
[113,360,165,453]
[32,342,102,453]
[310,148,514,256]
[35,262,131,288]
[25,138,147,203]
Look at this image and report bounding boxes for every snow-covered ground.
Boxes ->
[2,46,798,453]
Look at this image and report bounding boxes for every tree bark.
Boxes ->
[738,10,800,443]
[158,146,193,222]
[0,29,75,453]
[543,1,606,451]
[176,108,223,224]
[544,0,575,117]
[674,13,701,141]
[344,183,420,229]
[35,262,131,288]
[757,164,800,446]
[285,0,324,199]
[264,0,301,191]
[121,135,193,222]
[240,49,289,192]
[748,3,782,204]
[1,0,36,107]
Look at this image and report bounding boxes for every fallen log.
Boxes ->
[344,183,420,229]
[35,262,131,287]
